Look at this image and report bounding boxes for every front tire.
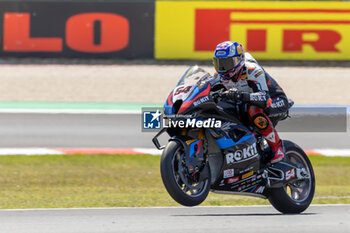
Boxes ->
[268,140,315,214]
[160,140,210,206]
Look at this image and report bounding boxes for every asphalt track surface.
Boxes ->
[0,205,349,233]
[0,113,348,149]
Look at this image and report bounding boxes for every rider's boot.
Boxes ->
[248,106,285,163]
[263,129,285,164]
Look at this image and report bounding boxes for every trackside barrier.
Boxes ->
[1,1,350,60]
[0,1,154,58]
[155,1,350,60]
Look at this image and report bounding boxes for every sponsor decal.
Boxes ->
[223,168,234,179]
[251,175,257,182]
[193,96,210,106]
[253,116,268,129]
[156,1,350,60]
[240,73,248,80]
[226,143,258,164]
[0,2,154,58]
[242,171,254,179]
[239,166,254,174]
[255,186,265,194]
[285,168,296,181]
[254,71,263,78]
[227,176,239,184]
[265,132,276,143]
[250,94,267,102]
[276,147,284,157]
[219,179,225,186]
[247,67,255,74]
[271,99,286,109]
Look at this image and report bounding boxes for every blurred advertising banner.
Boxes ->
[155,1,350,60]
[0,2,154,58]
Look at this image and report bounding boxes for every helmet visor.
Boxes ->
[213,56,241,73]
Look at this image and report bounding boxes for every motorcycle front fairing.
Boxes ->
[164,66,219,116]
[153,66,219,148]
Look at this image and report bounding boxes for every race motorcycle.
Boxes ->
[152,66,315,214]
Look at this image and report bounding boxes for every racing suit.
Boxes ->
[216,53,289,163]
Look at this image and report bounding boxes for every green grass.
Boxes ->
[0,154,349,209]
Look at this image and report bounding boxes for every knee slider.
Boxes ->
[252,113,269,130]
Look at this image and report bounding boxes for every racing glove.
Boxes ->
[225,88,271,109]
[225,88,250,101]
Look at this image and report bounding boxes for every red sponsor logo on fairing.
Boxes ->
[227,176,239,184]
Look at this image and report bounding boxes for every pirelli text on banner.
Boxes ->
[155,1,350,60]
[0,2,154,58]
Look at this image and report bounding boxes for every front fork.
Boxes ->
[175,129,209,182]
[183,128,206,173]
[153,128,209,182]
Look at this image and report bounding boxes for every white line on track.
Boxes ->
[314,149,350,157]
[0,148,64,156]
[133,148,163,155]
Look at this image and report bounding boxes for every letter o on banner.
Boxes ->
[66,13,129,53]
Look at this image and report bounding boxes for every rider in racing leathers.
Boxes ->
[212,41,289,163]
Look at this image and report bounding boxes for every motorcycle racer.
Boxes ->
[212,41,289,163]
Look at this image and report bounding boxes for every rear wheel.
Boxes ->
[160,141,210,206]
[268,140,315,214]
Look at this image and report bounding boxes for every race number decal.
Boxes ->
[285,168,296,181]
[174,85,192,95]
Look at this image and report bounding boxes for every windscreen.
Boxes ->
[177,66,212,87]
[172,66,215,103]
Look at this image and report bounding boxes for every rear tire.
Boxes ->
[160,141,210,206]
[268,140,315,214]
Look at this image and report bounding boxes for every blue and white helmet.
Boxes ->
[213,41,245,80]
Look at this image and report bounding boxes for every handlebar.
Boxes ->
[210,88,227,101]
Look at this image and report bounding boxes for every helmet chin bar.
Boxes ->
[228,67,243,82]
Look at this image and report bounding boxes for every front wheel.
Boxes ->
[268,140,315,214]
[160,140,211,206]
